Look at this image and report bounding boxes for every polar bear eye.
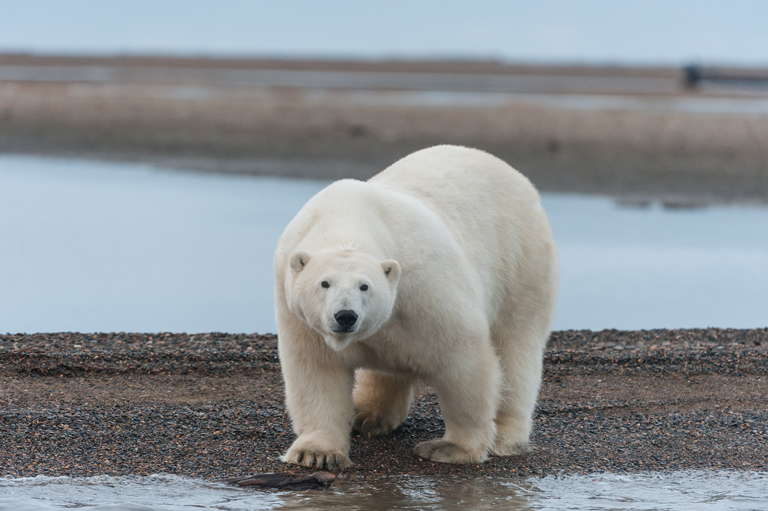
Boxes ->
[359,284,369,291]
[321,281,330,289]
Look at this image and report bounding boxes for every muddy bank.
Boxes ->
[1,329,766,479]
[1,56,767,204]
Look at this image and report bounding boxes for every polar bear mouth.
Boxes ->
[331,326,358,334]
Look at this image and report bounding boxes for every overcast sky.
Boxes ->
[1,0,767,66]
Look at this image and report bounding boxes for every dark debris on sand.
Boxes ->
[1,328,766,479]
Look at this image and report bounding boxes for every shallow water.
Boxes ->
[1,154,767,334]
[331,89,768,115]
[1,471,766,510]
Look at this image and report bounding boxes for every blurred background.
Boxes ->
[2,0,768,64]
[0,0,766,334]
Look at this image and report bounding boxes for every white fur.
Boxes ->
[274,145,558,468]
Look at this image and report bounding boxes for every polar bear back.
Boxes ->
[371,145,540,219]
[370,145,554,321]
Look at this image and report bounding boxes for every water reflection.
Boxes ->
[1,472,766,510]
[275,476,536,510]
[1,155,766,334]
[0,155,326,334]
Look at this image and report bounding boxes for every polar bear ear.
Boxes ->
[381,259,401,284]
[289,251,311,273]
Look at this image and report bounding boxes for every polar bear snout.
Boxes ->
[333,309,359,332]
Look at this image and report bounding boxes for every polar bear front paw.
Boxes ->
[281,441,353,470]
[414,439,488,464]
[351,411,396,437]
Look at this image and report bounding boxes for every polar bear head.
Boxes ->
[285,248,401,351]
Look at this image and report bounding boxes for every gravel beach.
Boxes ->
[1,329,766,480]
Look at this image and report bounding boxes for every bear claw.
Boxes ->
[351,412,393,437]
[414,439,487,464]
[281,449,353,470]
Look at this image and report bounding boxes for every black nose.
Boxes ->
[334,309,358,329]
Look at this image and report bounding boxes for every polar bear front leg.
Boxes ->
[415,340,501,464]
[352,370,416,437]
[279,329,355,469]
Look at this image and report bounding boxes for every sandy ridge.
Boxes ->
[2,56,768,203]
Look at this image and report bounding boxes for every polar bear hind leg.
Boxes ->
[490,334,542,454]
[415,331,502,463]
[352,370,417,437]
[490,296,555,456]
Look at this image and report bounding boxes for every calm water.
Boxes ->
[1,154,767,334]
[1,471,767,510]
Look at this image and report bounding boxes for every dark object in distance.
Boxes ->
[219,471,336,490]
[683,64,768,89]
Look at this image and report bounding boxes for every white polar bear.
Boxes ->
[274,145,558,468]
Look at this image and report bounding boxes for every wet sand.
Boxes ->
[1,329,766,479]
[1,55,767,204]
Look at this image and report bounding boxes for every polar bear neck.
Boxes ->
[303,219,389,259]
[295,181,396,260]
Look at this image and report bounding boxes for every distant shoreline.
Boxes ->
[1,54,767,204]
[2,328,766,479]
[0,53,687,76]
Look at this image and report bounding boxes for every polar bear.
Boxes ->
[274,145,558,468]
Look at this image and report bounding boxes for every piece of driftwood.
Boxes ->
[218,471,336,490]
